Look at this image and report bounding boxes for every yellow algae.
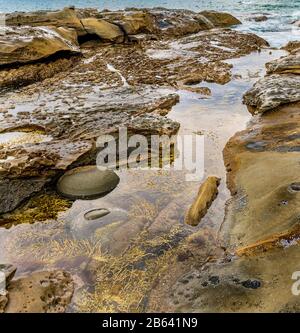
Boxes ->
[0,193,72,228]
[29,237,107,263]
[77,226,184,313]
[129,197,159,222]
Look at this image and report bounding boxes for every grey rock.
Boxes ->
[84,208,111,220]
[0,177,48,214]
[57,166,120,199]
[243,74,300,113]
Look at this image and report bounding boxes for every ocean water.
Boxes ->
[0,0,299,46]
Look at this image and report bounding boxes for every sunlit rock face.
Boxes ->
[0,26,80,67]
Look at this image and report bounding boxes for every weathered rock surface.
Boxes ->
[57,166,120,199]
[0,139,93,178]
[223,101,300,251]
[185,176,220,226]
[0,295,7,313]
[0,26,80,67]
[5,270,74,313]
[0,8,267,217]
[0,56,80,89]
[6,7,86,36]
[81,18,125,43]
[199,10,241,27]
[0,177,48,214]
[244,49,300,113]
[0,86,178,214]
[112,11,157,35]
[283,41,300,53]
[6,7,241,40]
[0,264,17,284]
[243,74,300,113]
[266,53,300,74]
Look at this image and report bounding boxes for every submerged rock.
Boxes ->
[57,166,120,200]
[5,270,74,313]
[185,176,221,226]
[84,208,111,220]
[248,15,268,22]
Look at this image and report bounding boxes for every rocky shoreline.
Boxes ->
[148,42,300,313]
[0,6,299,313]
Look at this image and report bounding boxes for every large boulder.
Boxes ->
[0,26,80,67]
[99,10,157,35]
[148,8,213,37]
[116,11,157,35]
[199,11,241,27]
[81,18,125,43]
[5,7,86,36]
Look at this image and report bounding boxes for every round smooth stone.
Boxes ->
[57,166,120,199]
[84,208,110,221]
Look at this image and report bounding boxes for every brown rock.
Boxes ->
[282,41,300,54]
[5,270,74,313]
[185,176,221,226]
[266,53,300,75]
[199,11,241,27]
[81,18,125,43]
[223,102,300,250]
[6,7,86,36]
[101,10,157,35]
[0,295,8,313]
[0,26,80,67]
